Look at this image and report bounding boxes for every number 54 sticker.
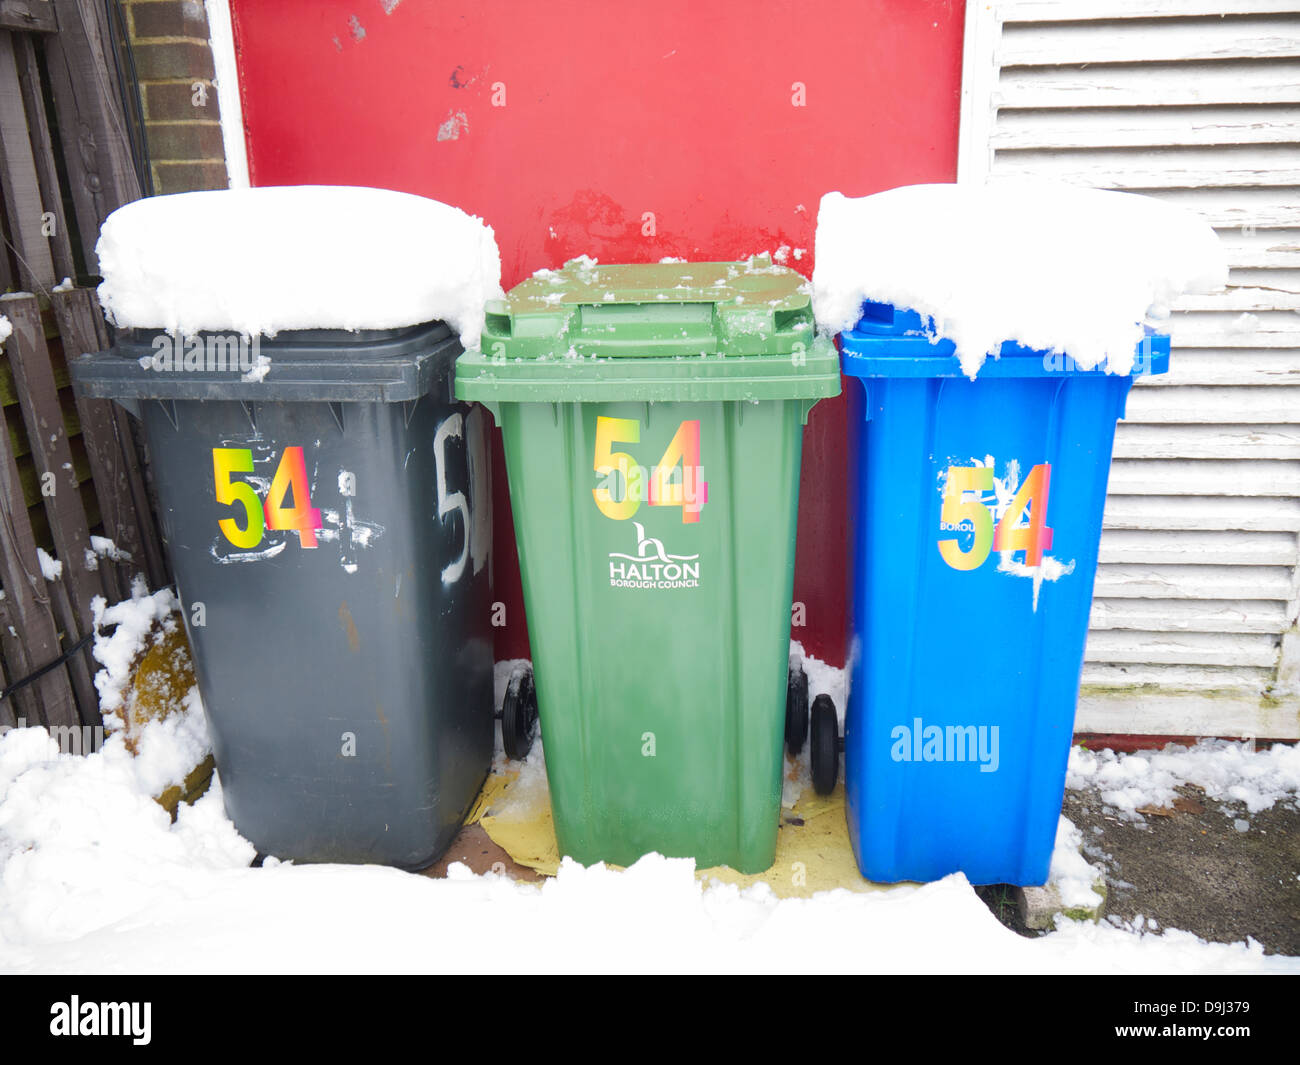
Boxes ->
[938,462,1053,571]
[213,446,322,548]
[592,415,708,524]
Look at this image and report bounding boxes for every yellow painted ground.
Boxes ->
[471,758,890,898]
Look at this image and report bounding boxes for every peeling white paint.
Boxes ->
[210,539,288,565]
[998,552,1077,612]
[437,110,469,142]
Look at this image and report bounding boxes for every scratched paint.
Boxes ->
[436,110,468,141]
[331,468,385,575]
[209,538,288,565]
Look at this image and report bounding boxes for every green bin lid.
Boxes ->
[484,254,816,359]
[456,255,841,409]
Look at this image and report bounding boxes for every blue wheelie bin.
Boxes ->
[840,301,1168,886]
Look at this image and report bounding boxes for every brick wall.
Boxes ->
[124,0,229,194]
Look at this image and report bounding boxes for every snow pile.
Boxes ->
[88,580,211,793]
[84,535,132,572]
[783,641,846,806]
[490,733,551,815]
[36,547,62,582]
[90,535,130,562]
[0,727,251,953]
[0,713,1295,971]
[1048,816,1105,911]
[90,580,180,721]
[1068,739,1300,820]
[125,684,210,798]
[0,574,223,952]
[96,186,503,349]
[493,657,533,713]
[240,353,271,383]
[0,768,1292,974]
[791,639,846,723]
[0,635,1293,972]
[812,181,1227,378]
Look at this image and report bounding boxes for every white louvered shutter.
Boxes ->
[959,0,1300,738]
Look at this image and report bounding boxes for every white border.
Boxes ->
[956,1,1000,184]
[204,0,250,188]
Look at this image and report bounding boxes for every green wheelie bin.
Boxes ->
[456,256,839,872]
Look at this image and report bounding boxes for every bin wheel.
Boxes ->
[785,666,809,755]
[810,695,839,796]
[502,669,538,761]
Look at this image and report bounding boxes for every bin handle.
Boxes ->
[570,302,719,357]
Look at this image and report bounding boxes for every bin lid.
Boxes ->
[70,321,460,404]
[839,301,1170,380]
[482,255,818,359]
[456,256,842,408]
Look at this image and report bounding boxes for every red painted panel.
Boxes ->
[228,0,965,665]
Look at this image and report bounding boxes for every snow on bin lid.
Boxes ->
[812,181,1227,379]
[96,186,503,349]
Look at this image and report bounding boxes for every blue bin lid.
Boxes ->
[839,300,1170,380]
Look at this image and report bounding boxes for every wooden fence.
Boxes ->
[0,1,167,731]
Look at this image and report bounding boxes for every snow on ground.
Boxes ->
[1,709,1295,972]
[0,722,242,952]
[1049,816,1106,912]
[812,181,1227,378]
[0,715,1293,974]
[96,186,502,349]
[1068,740,1300,823]
[1,637,1295,972]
